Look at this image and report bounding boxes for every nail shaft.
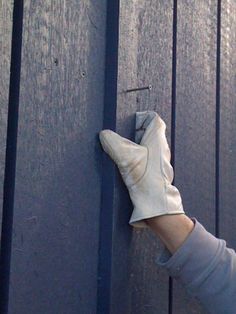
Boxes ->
[125,85,152,93]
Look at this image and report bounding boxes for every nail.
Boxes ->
[125,85,152,93]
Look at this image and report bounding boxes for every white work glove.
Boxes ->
[99,111,184,228]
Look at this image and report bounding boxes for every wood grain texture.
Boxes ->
[8,1,106,313]
[110,1,174,313]
[219,1,236,248]
[0,0,13,234]
[2,0,235,312]
[173,1,217,313]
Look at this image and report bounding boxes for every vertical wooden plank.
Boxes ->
[8,1,107,313]
[219,1,236,248]
[173,1,217,313]
[0,1,24,311]
[0,1,13,231]
[110,1,174,313]
[97,0,120,312]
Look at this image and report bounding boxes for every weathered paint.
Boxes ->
[0,1,24,312]
[111,1,174,313]
[0,0,13,231]
[0,0,235,313]
[219,1,236,249]
[173,1,217,313]
[7,1,107,313]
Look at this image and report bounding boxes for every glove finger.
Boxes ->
[137,111,173,181]
[139,112,168,149]
[135,111,157,144]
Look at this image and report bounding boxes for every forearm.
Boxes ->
[145,214,194,254]
[151,216,236,314]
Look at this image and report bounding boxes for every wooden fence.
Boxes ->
[0,0,235,313]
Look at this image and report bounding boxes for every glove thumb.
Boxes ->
[99,129,147,186]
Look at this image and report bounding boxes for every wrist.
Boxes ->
[145,214,194,254]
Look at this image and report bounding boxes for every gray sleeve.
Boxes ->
[156,218,236,314]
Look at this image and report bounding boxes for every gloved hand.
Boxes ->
[99,111,184,228]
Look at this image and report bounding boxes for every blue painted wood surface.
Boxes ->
[3,1,107,313]
[0,1,13,233]
[219,0,236,250]
[173,1,217,313]
[110,1,174,313]
[0,0,235,313]
[0,1,24,312]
